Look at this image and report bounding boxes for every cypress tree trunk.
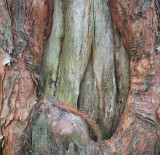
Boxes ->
[0,0,159,154]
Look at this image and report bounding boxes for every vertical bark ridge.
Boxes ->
[0,0,53,154]
[56,0,93,106]
[41,0,64,95]
[104,0,160,153]
[112,25,130,134]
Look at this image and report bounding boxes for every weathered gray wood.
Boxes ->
[42,0,64,95]
[56,0,93,106]
[41,0,130,139]
[91,0,117,139]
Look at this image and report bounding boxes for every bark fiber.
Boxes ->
[0,0,159,154]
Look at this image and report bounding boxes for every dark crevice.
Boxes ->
[53,33,64,96]
[109,0,124,135]
[111,21,130,136]
[77,55,92,109]
[77,58,98,141]
[77,94,80,109]
[53,1,65,96]
[92,0,99,133]
[110,11,124,136]
[77,38,98,141]
[93,0,96,42]
[112,26,122,135]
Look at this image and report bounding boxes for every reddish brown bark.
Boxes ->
[0,0,159,154]
[0,0,53,154]
[104,0,160,153]
[25,0,53,62]
[30,0,159,154]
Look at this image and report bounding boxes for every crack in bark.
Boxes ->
[6,75,17,108]
[135,112,157,126]
[54,0,65,96]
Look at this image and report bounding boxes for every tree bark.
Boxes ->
[0,0,159,154]
[0,0,53,154]
[41,0,130,140]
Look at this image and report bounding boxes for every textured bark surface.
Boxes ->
[0,0,159,154]
[20,95,103,155]
[0,0,53,154]
[105,0,160,153]
[40,0,159,154]
[42,0,130,139]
